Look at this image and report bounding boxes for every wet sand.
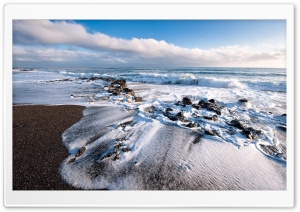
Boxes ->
[13,105,84,190]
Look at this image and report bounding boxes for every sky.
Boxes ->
[13,20,286,68]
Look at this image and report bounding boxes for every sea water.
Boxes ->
[13,67,287,189]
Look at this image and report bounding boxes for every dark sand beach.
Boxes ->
[13,105,84,190]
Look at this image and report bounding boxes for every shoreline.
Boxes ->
[13,104,85,190]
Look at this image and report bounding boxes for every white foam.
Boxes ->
[60,106,286,190]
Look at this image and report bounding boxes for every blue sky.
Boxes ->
[13,20,286,68]
[73,20,286,49]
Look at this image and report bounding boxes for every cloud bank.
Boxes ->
[13,20,286,68]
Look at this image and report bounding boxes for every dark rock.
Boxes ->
[281,113,286,116]
[67,158,76,164]
[90,77,101,81]
[112,89,121,96]
[75,147,86,158]
[186,122,198,128]
[113,154,120,161]
[198,100,206,107]
[182,97,192,105]
[238,99,248,103]
[198,99,222,115]
[165,107,173,113]
[212,115,218,121]
[204,115,218,121]
[124,88,135,96]
[277,125,286,131]
[135,96,143,102]
[121,147,131,152]
[175,101,182,106]
[192,104,201,110]
[208,99,215,103]
[204,129,216,136]
[168,116,178,121]
[242,130,253,139]
[229,119,245,130]
[112,79,126,86]
[259,144,278,156]
[177,111,184,118]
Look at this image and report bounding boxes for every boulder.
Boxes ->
[198,99,221,115]
[229,119,245,130]
[182,97,192,105]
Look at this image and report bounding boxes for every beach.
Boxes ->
[13,105,84,190]
[12,67,287,190]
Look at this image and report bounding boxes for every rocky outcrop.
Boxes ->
[198,99,222,115]
[182,97,192,105]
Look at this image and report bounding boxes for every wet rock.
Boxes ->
[277,125,286,131]
[198,99,222,115]
[124,88,135,96]
[177,111,184,118]
[186,122,198,128]
[75,147,86,158]
[113,154,120,161]
[208,99,215,103]
[238,99,248,103]
[192,104,201,110]
[242,130,253,139]
[67,158,76,163]
[121,147,131,152]
[168,116,179,121]
[135,96,143,102]
[90,77,101,81]
[204,129,217,136]
[182,97,192,105]
[228,119,245,130]
[112,89,121,96]
[175,101,182,106]
[259,144,278,156]
[204,115,218,121]
[112,79,126,86]
[165,107,173,113]
[281,113,287,116]
[212,115,218,121]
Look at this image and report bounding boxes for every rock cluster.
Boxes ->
[99,77,143,103]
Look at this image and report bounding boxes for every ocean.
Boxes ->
[13,67,287,190]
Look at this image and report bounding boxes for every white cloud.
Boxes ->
[13,20,286,68]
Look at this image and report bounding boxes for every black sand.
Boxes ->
[13,105,84,190]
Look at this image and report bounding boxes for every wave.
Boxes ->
[58,69,286,92]
[123,74,286,92]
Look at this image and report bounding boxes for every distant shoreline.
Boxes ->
[13,104,84,190]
